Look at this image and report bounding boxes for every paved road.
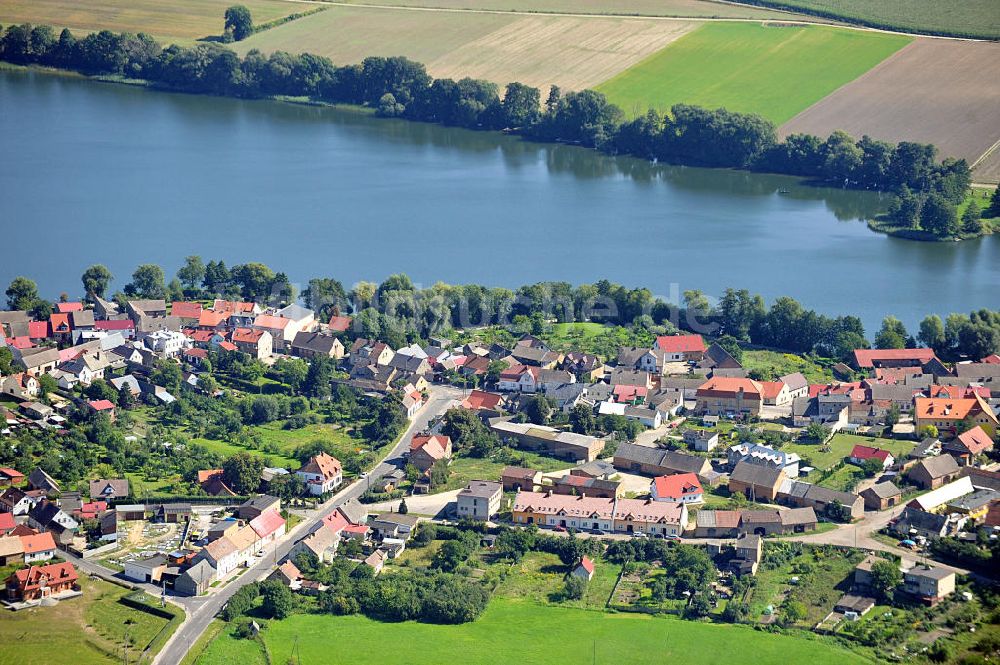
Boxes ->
[153,386,464,665]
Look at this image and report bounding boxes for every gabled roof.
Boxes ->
[863,481,902,499]
[578,556,595,574]
[909,454,960,481]
[20,531,56,554]
[171,302,203,319]
[696,376,763,399]
[249,509,286,539]
[850,445,891,463]
[946,426,994,456]
[198,309,230,328]
[653,473,702,499]
[232,327,266,344]
[655,334,706,354]
[852,348,936,368]
[254,314,292,330]
[461,390,503,411]
[327,315,353,332]
[730,461,784,488]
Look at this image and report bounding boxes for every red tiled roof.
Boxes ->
[56,302,83,313]
[88,400,115,411]
[6,336,34,350]
[983,354,1000,365]
[850,445,891,462]
[232,327,265,344]
[612,384,648,402]
[172,302,203,319]
[27,321,49,339]
[0,512,15,532]
[0,468,24,481]
[653,473,703,499]
[20,531,56,554]
[761,381,786,400]
[250,509,286,539]
[915,397,991,422]
[184,348,209,359]
[852,348,936,368]
[300,452,341,480]
[197,469,223,484]
[696,377,763,399]
[322,510,349,535]
[198,310,230,328]
[954,426,994,455]
[186,329,216,343]
[253,315,291,330]
[578,555,595,574]
[461,390,503,411]
[218,341,237,352]
[327,315,352,332]
[655,334,706,354]
[94,320,134,331]
[49,313,71,332]
[11,562,78,592]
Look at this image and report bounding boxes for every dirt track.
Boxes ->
[780,39,1000,182]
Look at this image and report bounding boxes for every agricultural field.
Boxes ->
[0,577,184,665]
[726,0,1000,40]
[196,597,873,665]
[231,6,699,91]
[340,0,804,20]
[0,0,303,43]
[596,22,910,124]
[781,39,1000,183]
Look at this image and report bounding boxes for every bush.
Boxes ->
[563,574,587,601]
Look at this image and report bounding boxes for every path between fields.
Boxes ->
[266,0,988,42]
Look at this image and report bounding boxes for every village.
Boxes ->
[0,289,998,664]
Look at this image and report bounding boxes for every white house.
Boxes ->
[144,330,188,357]
[296,452,343,496]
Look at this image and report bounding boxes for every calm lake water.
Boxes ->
[1,69,997,332]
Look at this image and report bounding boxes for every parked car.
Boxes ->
[553,525,567,533]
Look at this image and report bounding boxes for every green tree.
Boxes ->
[918,315,946,352]
[986,184,1000,218]
[569,403,595,435]
[5,276,39,311]
[222,452,263,495]
[563,574,587,600]
[398,498,409,515]
[37,373,58,399]
[117,384,137,410]
[224,5,253,41]
[714,334,745,362]
[887,186,920,228]
[177,255,206,293]
[782,600,807,626]
[874,316,907,349]
[126,264,166,299]
[868,559,902,602]
[81,264,113,302]
[524,395,553,425]
[261,580,294,619]
[0,348,14,375]
[920,194,959,237]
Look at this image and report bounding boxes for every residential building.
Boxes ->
[914,395,998,433]
[849,445,894,470]
[27,468,60,493]
[6,561,78,602]
[231,328,273,359]
[777,479,865,520]
[728,462,786,501]
[456,481,503,521]
[654,334,706,361]
[942,426,994,465]
[249,509,286,547]
[683,429,719,452]
[907,455,961,490]
[903,566,955,605]
[175,559,214,596]
[550,474,622,499]
[409,434,452,473]
[860,481,903,510]
[460,390,505,413]
[852,348,937,370]
[290,331,344,360]
[501,467,541,492]
[695,377,763,416]
[296,452,343,496]
[650,473,703,504]
[728,443,801,478]
[237,495,281,521]
[20,531,57,563]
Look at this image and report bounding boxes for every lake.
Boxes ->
[1,68,997,332]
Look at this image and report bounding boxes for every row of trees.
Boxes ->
[0,23,972,202]
[887,187,989,238]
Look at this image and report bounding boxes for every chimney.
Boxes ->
[579,493,586,500]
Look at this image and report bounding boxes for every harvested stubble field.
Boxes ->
[596,22,909,123]
[233,5,699,91]
[0,0,303,42]
[725,0,1000,40]
[781,38,1000,182]
[337,0,801,20]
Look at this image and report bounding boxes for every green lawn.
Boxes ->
[545,322,609,350]
[494,551,619,610]
[189,436,301,469]
[190,421,372,470]
[741,350,833,383]
[440,452,569,492]
[0,577,183,665]
[596,23,910,124]
[783,433,914,472]
[197,597,873,665]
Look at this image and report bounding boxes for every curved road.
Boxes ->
[153,385,465,665]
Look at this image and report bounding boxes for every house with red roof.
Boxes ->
[231,327,272,359]
[915,395,999,433]
[87,399,117,422]
[852,348,936,369]
[695,377,763,416]
[613,384,647,405]
[0,468,24,487]
[943,426,995,465]
[249,508,286,546]
[5,336,35,350]
[252,314,295,351]
[651,473,704,504]
[497,364,538,393]
[171,301,203,323]
[460,390,504,412]
[327,315,353,333]
[94,319,135,338]
[0,512,15,535]
[49,313,72,339]
[761,381,792,406]
[20,531,57,563]
[573,555,595,581]
[409,434,452,473]
[654,334,706,362]
[849,445,894,470]
[6,561,78,602]
[55,302,83,314]
[198,309,230,330]
[296,452,343,496]
[27,321,49,340]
